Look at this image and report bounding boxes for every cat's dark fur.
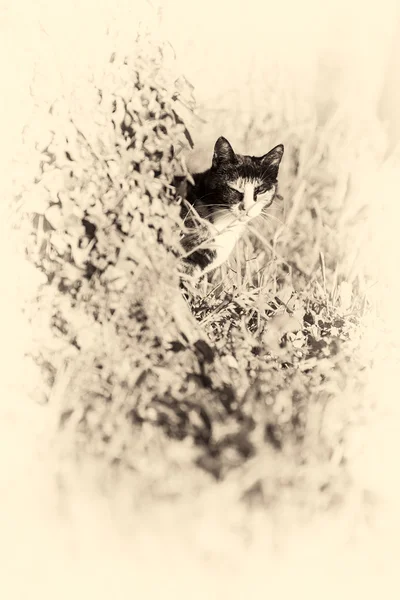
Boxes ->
[177,136,284,275]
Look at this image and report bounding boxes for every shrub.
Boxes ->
[18,38,370,499]
[19,41,258,477]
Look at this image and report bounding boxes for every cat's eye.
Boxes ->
[233,190,244,201]
[254,185,272,200]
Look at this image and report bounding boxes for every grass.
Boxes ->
[174,110,374,496]
[6,0,389,500]
[17,55,382,508]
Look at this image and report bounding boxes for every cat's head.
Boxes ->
[207,136,284,220]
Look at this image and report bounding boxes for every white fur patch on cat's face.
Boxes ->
[228,178,259,212]
[247,187,275,217]
[201,183,276,274]
[228,179,275,216]
[228,178,261,193]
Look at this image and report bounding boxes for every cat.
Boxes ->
[177,136,284,276]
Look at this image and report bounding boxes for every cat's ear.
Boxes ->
[212,136,237,168]
[260,144,284,174]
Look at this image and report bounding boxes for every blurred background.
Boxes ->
[158,0,400,151]
[1,0,400,598]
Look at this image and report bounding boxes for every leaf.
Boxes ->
[45,204,62,229]
[50,231,69,255]
[172,109,194,148]
[62,262,85,281]
[101,265,128,291]
[69,237,95,269]
[262,310,305,355]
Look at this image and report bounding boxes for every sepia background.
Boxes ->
[1,0,400,598]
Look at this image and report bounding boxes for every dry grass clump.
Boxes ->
[178,111,375,504]
[17,35,383,509]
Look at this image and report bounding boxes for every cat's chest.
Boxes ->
[203,214,246,273]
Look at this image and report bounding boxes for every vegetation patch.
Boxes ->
[18,37,374,509]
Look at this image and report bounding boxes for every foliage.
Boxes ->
[18,37,372,508]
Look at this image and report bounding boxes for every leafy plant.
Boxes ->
[18,38,372,505]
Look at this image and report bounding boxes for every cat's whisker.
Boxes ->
[199,203,228,208]
[199,205,231,219]
[257,214,273,226]
[259,212,285,226]
[197,192,216,202]
[259,210,284,224]
[209,209,233,222]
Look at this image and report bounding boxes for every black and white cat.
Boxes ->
[178,136,284,276]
